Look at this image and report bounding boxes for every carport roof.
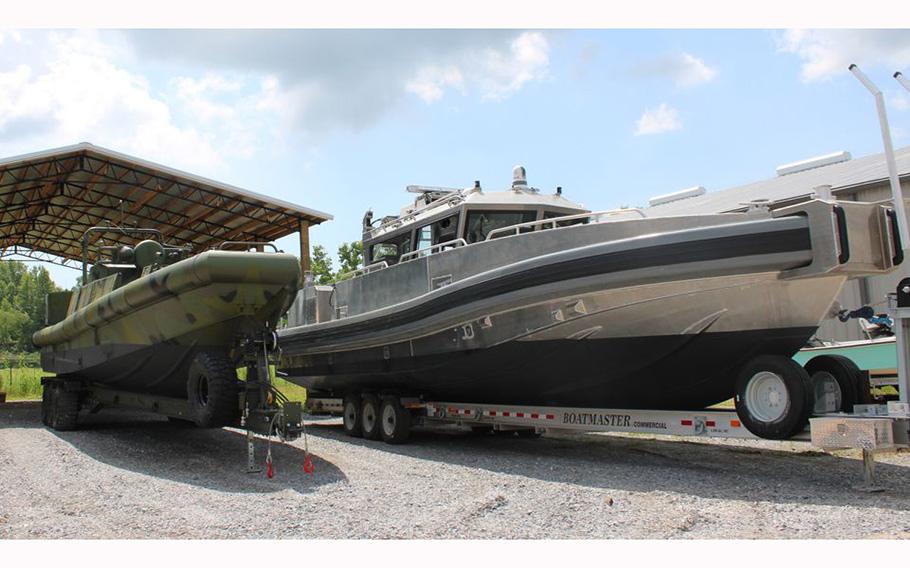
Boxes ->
[0,142,332,268]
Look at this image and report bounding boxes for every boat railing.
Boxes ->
[399,238,468,263]
[217,241,280,252]
[366,192,465,239]
[485,208,648,241]
[337,260,390,281]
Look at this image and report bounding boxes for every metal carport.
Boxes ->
[0,142,331,275]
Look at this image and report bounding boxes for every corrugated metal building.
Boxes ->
[646,146,910,342]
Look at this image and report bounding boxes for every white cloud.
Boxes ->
[778,29,910,81]
[635,103,682,136]
[406,65,465,103]
[891,91,910,112]
[0,30,552,170]
[633,51,717,88]
[124,30,551,133]
[0,31,225,172]
[674,53,717,87]
[406,32,549,103]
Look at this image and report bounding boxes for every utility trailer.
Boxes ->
[306,388,910,489]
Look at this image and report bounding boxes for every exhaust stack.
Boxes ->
[849,64,908,250]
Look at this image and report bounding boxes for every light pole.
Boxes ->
[849,64,909,250]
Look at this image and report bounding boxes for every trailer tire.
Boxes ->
[342,394,363,437]
[360,394,382,440]
[804,355,859,414]
[187,352,240,428]
[379,397,411,444]
[734,355,812,440]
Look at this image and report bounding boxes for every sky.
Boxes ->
[3,28,910,287]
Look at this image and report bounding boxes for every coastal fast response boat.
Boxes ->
[279,167,903,439]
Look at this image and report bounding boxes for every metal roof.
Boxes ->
[646,145,910,217]
[0,142,332,268]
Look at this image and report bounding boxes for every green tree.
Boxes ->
[0,261,61,351]
[308,242,365,284]
[335,241,363,279]
[310,245,335,285]
[0,299,29,351]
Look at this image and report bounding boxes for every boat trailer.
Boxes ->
[40,327,309,478]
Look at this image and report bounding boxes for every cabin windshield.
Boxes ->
[371,231,413,265]
[465,210,537,243]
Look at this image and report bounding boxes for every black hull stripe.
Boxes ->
[281,226,810,349]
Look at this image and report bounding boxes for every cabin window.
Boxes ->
[543,210,588,228]
[371,232,412,265]
[465,210,537,243]
[415,214,460,250]
[416,225,432,251]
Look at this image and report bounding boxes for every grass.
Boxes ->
[236,366,307,403]
[0,367,46,401]
[271,377,308,403]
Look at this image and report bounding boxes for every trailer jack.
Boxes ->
[237,328,309,478]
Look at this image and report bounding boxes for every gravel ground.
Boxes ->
[1,400,909,539]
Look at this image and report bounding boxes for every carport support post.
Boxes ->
[298,220,310,275]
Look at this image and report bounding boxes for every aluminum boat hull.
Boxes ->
[282,272,844,409]
[280,213,851,409]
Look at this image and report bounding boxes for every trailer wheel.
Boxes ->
[342,394,363,437]
[43,382,79,431]
[804,355,859,414]
[734,355,812,440]
[360,394,382,440]
[187,352,240,428]
[379,397,411,444]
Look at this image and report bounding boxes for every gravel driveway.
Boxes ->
[1,400,909,539]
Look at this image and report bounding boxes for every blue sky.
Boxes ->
[2,29,910,287]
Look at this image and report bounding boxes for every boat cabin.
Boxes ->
[362,168,591,267]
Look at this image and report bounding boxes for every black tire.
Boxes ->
[187,352,240,428]
[379,397,411,444]
[342,394,363,437]
[804,355,859,414]
[47,383,79,431]
[734,355,813,440]
[360,394,382,440]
